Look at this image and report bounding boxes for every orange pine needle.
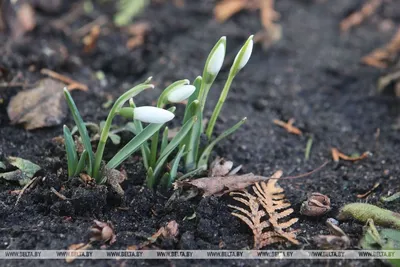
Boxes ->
[331,148,370,163]
[40,68,88,91]
[356,183,380,198]
[273,118,302,135]
[340,0,382,32]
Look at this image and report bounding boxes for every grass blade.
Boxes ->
[106,123,164,170]
[198,117,247,170]
[64,88,94,175]
[63,125,78,177]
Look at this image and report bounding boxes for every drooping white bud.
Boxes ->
[232,35,253,75]
[167,85,196,103]
[133,106,175,124]
[206,37,226,76]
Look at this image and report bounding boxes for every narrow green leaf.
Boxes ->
[185,104,202,171]
[106,123,164,170]
[160,127,169,153]
[146,167,154,188]
[151,117,196,183]
[74,150,88,176]
[64,88,94,175]
[159,172,171,190]
[63,125,78,177]
[169,145,185,186]
[198,117,247,170]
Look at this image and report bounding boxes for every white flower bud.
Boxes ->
[206,37,226,76]
[167,85,196,103]
[232,35,253,74]
[133,106,175,124]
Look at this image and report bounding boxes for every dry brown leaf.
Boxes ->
[313,219,350,249]
[127,220,179,250]
[273,118,302,135]
[357,182,380,198]
[5,2,36,39]
[65,243,92,263]
[340,0,382,32]
[208,157,234,177]
[90,220,117,245]
[174,173,271,197]
[41,68,88,91]
[254,0,281,50]
[229,171,299,249]
[7,78,68,130]
[361,28,400,69]
[300,192,331,217]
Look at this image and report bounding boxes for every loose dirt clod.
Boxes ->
[229,171,299,249]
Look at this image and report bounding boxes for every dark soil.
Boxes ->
[0,0,400,266]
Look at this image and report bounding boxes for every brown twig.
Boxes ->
[40,68,88,91]
[273,118,303,135]
[331,148,371,162]
[357,182,380,198]
[340,0,382,32]
[50,187,68,200]
[15,177,39,206]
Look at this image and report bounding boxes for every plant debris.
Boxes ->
[15,176,39,206]
[331,148,371,163]
[300,192,331,217]
[41,69,88,91]
[127,220,179,250]
[338,203,400,229]
[174,172,273,197]
[273,118,302,135]
[65,243,92,263]
[2,1,36,39]
[356,182,380,198]
[340,0,382,32]
[90,220,117,245]
[378,69,400,96]
[254,0,281,50]
[114,0,150,27]
[8,78,69,130]
[0,157,41,185]
[208,157,241,177]
[126,22,150,50]
[313,218,350,249]
[229,171,299,248]
[361,28,400,69]
[50,187,68,200]
[83,25,100,53]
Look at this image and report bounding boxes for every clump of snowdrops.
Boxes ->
[63,35,253,188]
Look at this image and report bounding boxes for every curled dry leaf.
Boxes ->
[331,148,371,163]
[313,219,350,249]
[174,172,272,197]
[65,243,92,263]
[0,157,41,185]
[127,220,179,250]
[300,192,331,217]
[7,78,69,130]
[229,171,299,249]
[103,167,127,197]
[90,220,117,245]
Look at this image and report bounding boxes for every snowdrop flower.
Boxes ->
[133,106,175,124]
[167,84,196,103]
[231,35,253,76]
[205,36,226,77]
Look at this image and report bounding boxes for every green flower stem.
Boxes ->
[205,72,235,140]
[93,84,152,180]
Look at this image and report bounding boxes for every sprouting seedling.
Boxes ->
[63,78,175,183]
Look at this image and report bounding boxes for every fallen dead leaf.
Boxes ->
[7,78,68,130]
[103,167,127,197]
[208,157,234,177]
[313,219,350,249]
[0,157,41,185]
[127,220,179,250]
[174,171,280,197]
[273,118,302,135]
[214,0,247,23]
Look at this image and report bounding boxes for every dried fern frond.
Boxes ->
[229,171,299,249]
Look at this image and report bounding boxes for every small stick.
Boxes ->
[357,183,380,198]
[304,136,313,161]
[15,177,38,206]
[50,187,68,200]
[273,118,302,135]
[280,161,329,180]
[41,68,88,91]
